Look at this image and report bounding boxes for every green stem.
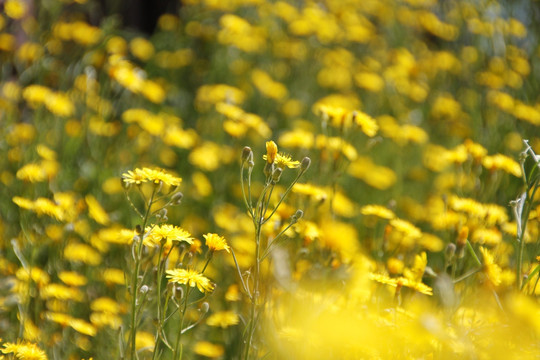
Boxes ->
[173,286,191,360]
[262,169,305,224]
[152,245,165,360]
[129,186,157,360]
[201,251,214,273]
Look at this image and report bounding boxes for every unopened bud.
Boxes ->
[301,157,311,171]
[264,162,274,178]
[174,286,184,300]
[172,192,184,205]
[157,208,168,220]
[135,225,142,235]
[445,243,456,263]
[140,285,149,294]
[200,302,210,313]
[271,167,283,184]
[242,146,253,164]
[291,210,304,223]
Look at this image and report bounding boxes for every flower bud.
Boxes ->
[242,146,253,164]
[200,302,210,313]
[301,157,311,171]
[271,167,283,184]
[445,243,456,263]
[266,141,278,164]
[172,192,184,205]
[140,285,149,294]
[264,162,274,178]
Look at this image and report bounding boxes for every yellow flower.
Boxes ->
[122,167,182,187]
[193,341,224,358]
[166,268,214,293]
[145,224,193,248]
[16,163,47,182]
[353,111,378,137]
[265,141,278,164]
[69,318,97,337]
[207,311,239,328]
[85,195,110,225]
[204,233,230,253]
[102,268,125,285]
[64,243,101,265]
[369,273,433,296]
[275,153,301,169]
[58,271,87,287]
[480,247,502,286]
[5,0,27,20]
[90,297,122,314]
[1,341,47,360]
[130,37,154,61]
[360,205,395,220]
[482,154,522,177]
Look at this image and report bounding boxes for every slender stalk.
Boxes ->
[173,286,191,360]
[262,169,305,224]
[152,245,165,360]
[128,186,157,360]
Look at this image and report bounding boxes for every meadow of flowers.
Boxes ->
[1,0,540,359]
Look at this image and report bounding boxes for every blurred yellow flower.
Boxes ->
[1,341,47,360]
[5,0,27,20]
[207,310,239,328]
[193,341,224,358]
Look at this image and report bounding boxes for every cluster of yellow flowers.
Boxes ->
[1,0,540,358]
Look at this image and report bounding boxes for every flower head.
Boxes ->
[207,311,239,328]
[265,141,278,164]
[203,233,230,253]
[166,268,214,293]
[275,153,300,169]
[1,341,48,360]
[122,167,182,187]
[145,224,193,248]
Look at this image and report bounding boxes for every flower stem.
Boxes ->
[128,186,157,360]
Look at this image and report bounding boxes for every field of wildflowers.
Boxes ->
[1,0,540,359]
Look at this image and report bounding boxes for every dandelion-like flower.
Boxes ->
[203,233,230,253]
[122,167,182,187]
[275,153,301,169]
[166,268,214,293]
[1,341,48,360]
[207,311,239,328]
[145,224,193,248]
[369,273,433,296]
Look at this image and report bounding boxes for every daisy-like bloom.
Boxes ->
[1,341,48,360]
[275,153,300,169]
[207,310,239,328]
[16,163,47,182]
[121,167,182,187]
[360,204,395,220]
[353,110,378,137]
[193,341,224,358]
[145,224,193,248]
[166,268,214,293]
[203,233,230,253]
[480,247,502,286]
[369,273,433,296]
[265,140,278,164]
